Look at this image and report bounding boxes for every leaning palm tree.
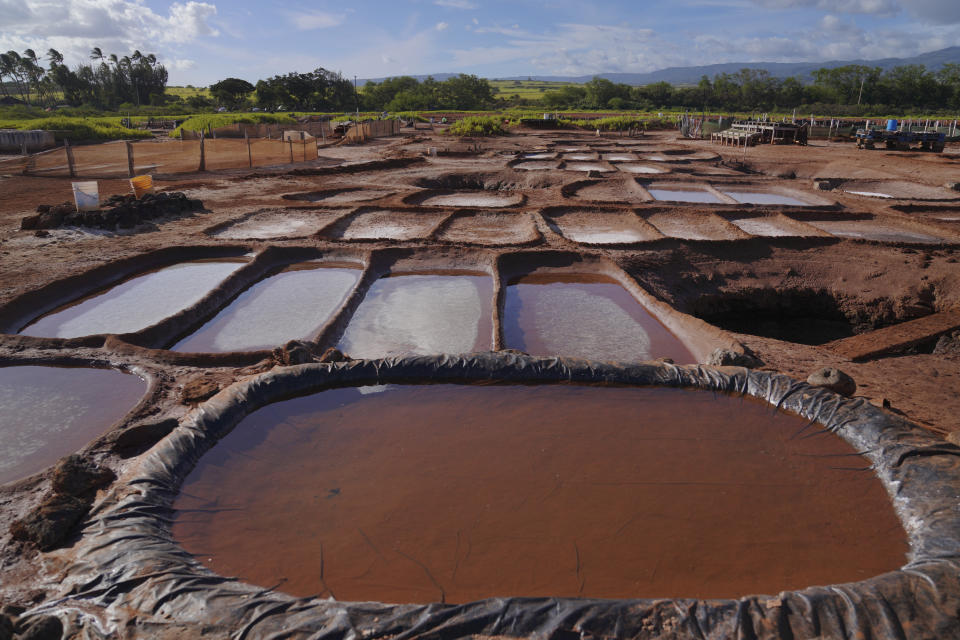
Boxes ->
[90,47,103,62]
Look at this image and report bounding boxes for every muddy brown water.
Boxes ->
[0,366,145,484]
[172,263,361,353]
[337,273,493,358]
[172,384,908,604]
[504,273,693,363]
[19,260,246,338]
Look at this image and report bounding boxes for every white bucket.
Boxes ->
[72,181,99,211]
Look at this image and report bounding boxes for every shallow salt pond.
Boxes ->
[20,260,245,338]
[721,191,811,206]
[417,193,522,208]
[0,366,145,484]
[338,273,493,358]
[172,263,361,352]
[617,164,665,174]
[648,188,723,204]
[172,383,907,603]
[504,273,693,363]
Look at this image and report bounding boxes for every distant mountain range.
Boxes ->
[359,46,960,87]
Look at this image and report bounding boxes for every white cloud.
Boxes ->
[291,10,347,30]
[750,0,900,15]
[434,0,476,8]
[168,58,197,70]
[904,0,960,23]
[436,21,449,31]
[0,0,219,65]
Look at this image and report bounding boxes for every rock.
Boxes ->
[933,330,960,357]
[181,378,219,404]
[0,613,13,640]
[870,397,891,409]
[945,431,960,446]
[707,348,763,368]
[318,348,350,363]
[50,455,115,497]
[656,357,675,364]
[807,367,857,396]
[273,340,315,366]
[15,615,63,640]
[19,214,41,230]
[10,494,91,551]
[111,418,178,454]
[33,230,50,238]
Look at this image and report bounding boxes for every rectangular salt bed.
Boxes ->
[173,263,361,352]
[337,273,493,358]
[19,260,246,338]
[504,273,693,363]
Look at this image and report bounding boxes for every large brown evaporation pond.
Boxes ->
[19,260,245,338]
[173,262,360,353]
[172,384,908,604]
[504,274,694,363]
[337,273,493,359]
[0,366,145,484]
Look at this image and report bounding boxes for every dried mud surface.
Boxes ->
[1,128,959,629]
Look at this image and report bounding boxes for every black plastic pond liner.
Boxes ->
[25,353,960,639]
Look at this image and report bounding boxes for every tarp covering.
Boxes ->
[22,353,960,639]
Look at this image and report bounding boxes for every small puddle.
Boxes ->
[565,163,612,172]
[648,189,723,204]
[564,154,597,161]
[845,191,893,199]
[806,221,944,244]
[504,273,693,362]
[514,161,556,171]
[172,384,907,603]
[645,155,670,162]
[417,193,522,208]
[337,210,445,241]
[172,263,361,353]
[522,152,555,159]
[338,273,493,358]
[721,191,810,206]
[730,217,802,237]
[20,260,246,338]
[617,164,665,174]
[0,366,145,484]
[213,210,345,240]
[603,153,638,162]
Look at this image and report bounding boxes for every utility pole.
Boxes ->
[354,75,359,120]
[857,77,865,105]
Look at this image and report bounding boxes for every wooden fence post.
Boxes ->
[198,131,206,171]
[126,141,135,177]
[65,139,76,178]
[245,131,252,168]
[288,139,293,164]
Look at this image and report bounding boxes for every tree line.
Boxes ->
[531,64,960,115]
[208,72,497,112]
[1,47,168,109]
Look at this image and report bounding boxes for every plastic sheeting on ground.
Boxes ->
[23,353,960,639]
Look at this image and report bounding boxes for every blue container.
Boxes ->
[886,119,898,131]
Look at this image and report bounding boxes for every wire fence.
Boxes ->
[0,135,326,178]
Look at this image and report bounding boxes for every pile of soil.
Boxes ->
[20,192,204,232]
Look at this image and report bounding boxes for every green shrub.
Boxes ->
[0,116,152,141]
[170,112,296,138]
[443,115,509,137]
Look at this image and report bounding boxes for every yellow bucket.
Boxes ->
[130,175,153,199]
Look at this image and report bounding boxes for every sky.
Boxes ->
[1,0,959,86]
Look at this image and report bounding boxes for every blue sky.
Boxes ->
[2,0,959,86]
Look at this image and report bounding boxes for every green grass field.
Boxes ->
[489,79,581,99]
[165,86,211,99]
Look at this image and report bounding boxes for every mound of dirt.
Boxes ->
[20,192,204,232]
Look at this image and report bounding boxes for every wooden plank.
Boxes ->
[825,309,960,361]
